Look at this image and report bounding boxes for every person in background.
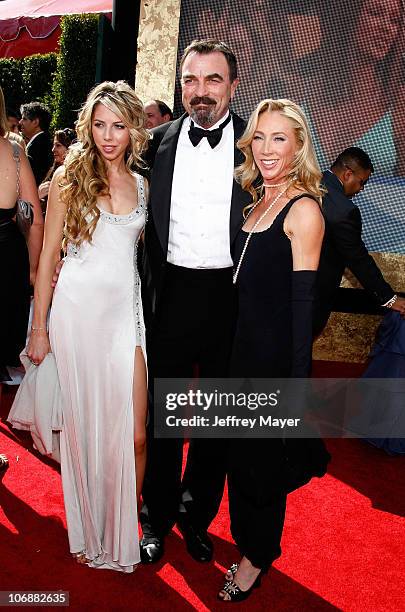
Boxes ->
[362,310,405,455]
[0,86,43,401]
[19,102,53,186]
[4,108,26,148]
[6,108,20,134]
[143,99,173,129]
[314,147,405,336]
[38,128,76,211]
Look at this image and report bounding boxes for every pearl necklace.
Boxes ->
[232,185,289,285]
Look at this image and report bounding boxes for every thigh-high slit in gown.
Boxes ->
[49,175,147,572]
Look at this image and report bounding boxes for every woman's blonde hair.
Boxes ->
[235,99,323,213]
[7,131,26,149]
[61,80,150,249]
[0,87,9,137]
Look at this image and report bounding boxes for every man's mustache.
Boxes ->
[190,96,216,106]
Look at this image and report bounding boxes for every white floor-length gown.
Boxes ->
[49,174,147,572]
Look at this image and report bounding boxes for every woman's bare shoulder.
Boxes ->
[0,135,15,156]
[53,165,66,179]
[285,192,323,236]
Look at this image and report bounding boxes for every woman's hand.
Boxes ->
[52,260,64,288]
[38,181,50,200]
[26,330,51,366]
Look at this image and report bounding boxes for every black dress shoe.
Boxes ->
[177,519,213,562]
[140,534,164,564]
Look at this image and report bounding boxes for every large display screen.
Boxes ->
[176,0,405,255]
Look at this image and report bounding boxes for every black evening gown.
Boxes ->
[228,194,330,570]
[0,205,30,382]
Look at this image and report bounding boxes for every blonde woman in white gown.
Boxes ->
[26,81,149,572]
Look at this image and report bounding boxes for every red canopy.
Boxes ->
[0,0,112,58]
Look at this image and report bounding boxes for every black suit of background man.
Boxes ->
[314,147,405,336]
[26,131,53,186]
[19,101,53,187]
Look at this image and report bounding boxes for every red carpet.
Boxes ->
[1,369,404,611]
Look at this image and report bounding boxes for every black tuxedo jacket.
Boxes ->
[142,112,250,316]
[26,131,53,186]
[314,170,394,332]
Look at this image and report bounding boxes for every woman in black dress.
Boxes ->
[0,86,43,394]
[218,99,329,602]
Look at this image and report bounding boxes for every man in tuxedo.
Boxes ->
[140,39,250,564]
[19,102,53,186]
[314,147,405,336]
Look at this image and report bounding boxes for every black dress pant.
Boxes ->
[227,438,287,570]
[142,264,236,536]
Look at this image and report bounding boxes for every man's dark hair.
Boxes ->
[155,100,173,120]
[179,39,238,82]
[331,147,374,174]
[20,101,51,132]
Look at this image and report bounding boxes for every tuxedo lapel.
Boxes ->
[150,114,186,253]
[230,114,251,244]
[151,112,249,252]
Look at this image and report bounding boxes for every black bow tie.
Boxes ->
[188,114,232,148]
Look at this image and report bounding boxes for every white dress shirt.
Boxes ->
[167,112,234,269]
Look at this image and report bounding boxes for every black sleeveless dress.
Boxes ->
[231,195,300,378]
[227,194,330,570]
[0,205,30,382]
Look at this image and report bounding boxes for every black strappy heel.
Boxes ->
[218,567,261,603]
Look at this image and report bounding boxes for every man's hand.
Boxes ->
[52,260,64,288]
[390,296,405,317]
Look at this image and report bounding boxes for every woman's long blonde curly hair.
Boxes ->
[235,99,324,216]
[60,80,150,250]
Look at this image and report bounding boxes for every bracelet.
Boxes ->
[384,294,398,309]
[31,326,46,332]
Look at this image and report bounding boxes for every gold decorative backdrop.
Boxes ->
[135,0,181,107]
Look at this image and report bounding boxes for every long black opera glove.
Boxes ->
[284,270,330,493]
[291,270,317,378]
